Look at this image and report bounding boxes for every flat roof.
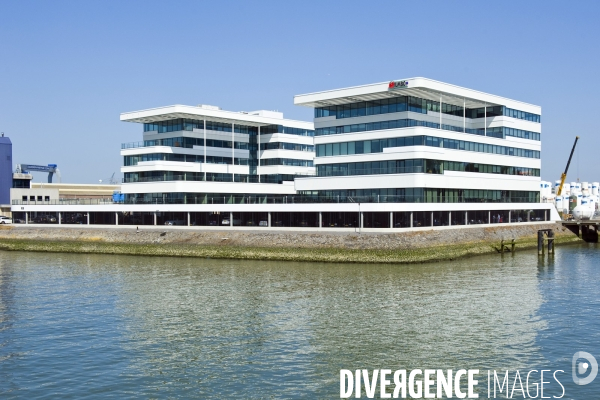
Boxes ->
[120,105,313,129]
[294,77,541,114]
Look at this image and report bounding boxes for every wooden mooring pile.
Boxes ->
[537,229,555,255]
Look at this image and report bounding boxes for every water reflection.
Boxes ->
[0,246,597,398]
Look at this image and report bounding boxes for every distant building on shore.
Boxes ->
[0,134,12,216]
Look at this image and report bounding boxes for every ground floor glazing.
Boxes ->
[11,209,549,228]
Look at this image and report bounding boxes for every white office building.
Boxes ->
[11,78,558,228]
[120,104,315,204]
[293,77,553,226]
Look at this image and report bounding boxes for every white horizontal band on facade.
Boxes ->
[295,173,539,192]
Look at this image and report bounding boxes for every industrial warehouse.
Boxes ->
[6,77,559,230]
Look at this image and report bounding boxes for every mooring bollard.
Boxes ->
[500,239,505,253]
[538,231,544,255]
[511,239,516,253]
[548,231,555,254]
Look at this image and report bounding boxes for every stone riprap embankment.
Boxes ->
[0,223,581,263]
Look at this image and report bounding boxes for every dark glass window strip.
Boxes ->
[124,189,539,204]
[260,142,315,152]
[504,127,540,141]
[259,174,310,184]
[259,125,315,137]
[259,158,314,167]
[315,118,539,141]
[316,118,479,136]
[144,119,315,136]
[315,135,540,159]
[123,154,248,166]
[300,188,540,204]
[123,172,257,184]
[504,107,540,123]
[316,159,539,177]
[315,96,540,123]
[133,137,249,150]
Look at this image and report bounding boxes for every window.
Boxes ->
[316,135,540,159]
[315,117,540,140]
[259,142,314,152]
[315,96,540,124]
[259,125,315,137]
[259,158,314,167]
[316,159,539,177]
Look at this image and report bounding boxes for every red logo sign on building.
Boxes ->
[389,80,409,89]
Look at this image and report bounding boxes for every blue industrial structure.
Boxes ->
[0,135,12,204]
[15,163,60,183]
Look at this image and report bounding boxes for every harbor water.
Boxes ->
[1,244,599,398]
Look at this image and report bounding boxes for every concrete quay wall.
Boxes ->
[0,222,579,254]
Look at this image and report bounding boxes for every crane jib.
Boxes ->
[556,136,579,197]
[563,136,579,175]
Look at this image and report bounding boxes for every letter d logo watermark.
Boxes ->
[572,351,598,385]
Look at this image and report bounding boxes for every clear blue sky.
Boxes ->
[0,0,598,184]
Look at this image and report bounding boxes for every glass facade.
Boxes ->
[143,119,260,134]
[143,119,315,137]
[316,159,540,177]
[315,135,540,159]
[259,174,312,184]
[260,142,315,152]
[260,158,314,167]
[123,172,260,183]
[299,188,540,203]
[123,154,248,166]
[122,137,249,150]
[259,125,314,137]
[504,127,540,141]
[315,118,540,140]
[123,189,539,204]
[124,153,313,168]
[314,96,540,123]
[503,107,541,123]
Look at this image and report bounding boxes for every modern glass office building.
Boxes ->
[294,78,542,210]
[10,78,558,228]
[119,105,315,204]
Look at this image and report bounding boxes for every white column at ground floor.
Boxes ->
[87,212,90,225]
[488,211,491,224]
[268,212,271,227]
[58,212,61,225]
[431,211,434,227]
[153,212,157,226]
[187,212,190,227]
[410,212,413,228]
[115,212,119,226]
[390,212,393,228]
[25,212,28,224]
[465,211,468,224]
[448,211,452,226]
[360,212,364,229]
[319,212,322,228]
[230,212,233,227]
